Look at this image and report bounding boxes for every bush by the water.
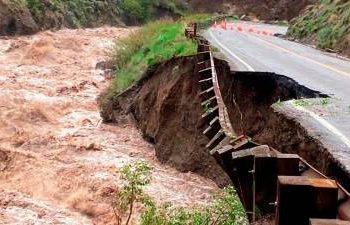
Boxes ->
[114,160,248,225]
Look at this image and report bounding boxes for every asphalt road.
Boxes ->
[205,21,350,174]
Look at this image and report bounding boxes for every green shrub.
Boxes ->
[114,160,152,225]
[114,161,248,225]
[119,0,153,23]
[140,186,248,225]
[118,0,187,24]
[109,20,196,93]
[288,0,350,52]
[317,26,334,48]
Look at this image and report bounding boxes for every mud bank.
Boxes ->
[101,54,350,191]
[215,59,350,191]
[100,56,231,187]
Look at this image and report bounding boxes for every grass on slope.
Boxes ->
[288,0,350,52]
[109,20,197,94]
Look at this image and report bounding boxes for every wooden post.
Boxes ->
[254,154,300,213]
[277,176,338,225]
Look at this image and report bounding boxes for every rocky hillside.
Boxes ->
[288,0,350,56]
[185,0,315,21]
[0,0,38,35]
[0,0,186,35]
[1,0,316,36]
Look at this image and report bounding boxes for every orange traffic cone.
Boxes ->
[237,23,243,32]
[220,20,224,29]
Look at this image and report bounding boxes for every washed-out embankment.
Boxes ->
[99,53,350,192]
[99,29,350,223]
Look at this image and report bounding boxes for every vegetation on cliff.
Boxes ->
[106,19,197,96]
[1,0,188,34]
[288,0,350,55]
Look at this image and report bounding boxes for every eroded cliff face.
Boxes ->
[0,0,123,36]
[0,0,314,36]
[99,56,232,187]
[186,0,314,21]
[0,1,39,35]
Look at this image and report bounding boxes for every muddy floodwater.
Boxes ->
[0,27,218,224]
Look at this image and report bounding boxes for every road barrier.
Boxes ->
[185,23,350,225]
[212,20,275,36]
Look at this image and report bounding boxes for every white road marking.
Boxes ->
[292,103,350,148]
[248,33,350,78]
[208,29,255,71]
[209,28,350,148]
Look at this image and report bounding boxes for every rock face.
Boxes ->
[0,0,315,36]
[0,1,39,35]
[185,0,315,21]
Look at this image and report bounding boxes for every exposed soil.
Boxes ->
[214,59,350,191]
[0,0,123,36]
[0,28,219,224]
[185,0,315,21]
[0,0,182,36]
[0,1,39,35]
[100,56,231,187]
[0,0,315,36]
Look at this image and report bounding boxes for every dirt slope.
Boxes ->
[0,28,218,224]
[100,56,231,187]
[0,0,184,36]
[0,1,38,35]
[0,0,315,36]
[185,0,315,20]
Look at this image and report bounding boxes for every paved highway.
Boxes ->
[205,21,350,174]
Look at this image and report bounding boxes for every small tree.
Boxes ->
[114,160,152,225]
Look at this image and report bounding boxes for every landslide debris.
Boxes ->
[288,0,350,57]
